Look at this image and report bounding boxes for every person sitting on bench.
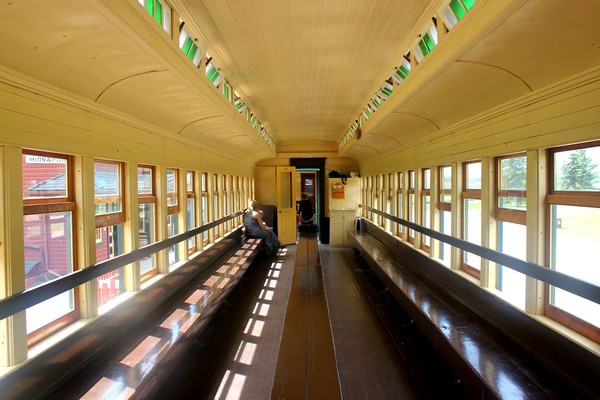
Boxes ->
[244,199,281,256]
[298,192,316,225]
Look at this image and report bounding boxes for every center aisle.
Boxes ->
[271,231,341,399]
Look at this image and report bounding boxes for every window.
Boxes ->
[393,56,411,84]
[222,81,232,103]
[138,0,171,33]
[138,165,157,278]
[413,21,438,63]
[234,176,241,225]
[206,54,223,87]
[379,174,387,228]
[375,175,382,227]
[166,168,180,266]
[363,177,370,221]
[449,0,475,21]
[421,168,431,250]
[22,150,76,344]
[234,91,246,113]
[222,175,229,233]
[547,142,600,341]
[250,178,255,204]
[407,170,416,243]
[462,160,481,277]
[240,176,247,215]
[438,165,452,267]
[496,154,527,309]
[201,173,209,245]
[385,173,394,233]
[179,27,202,66]
[212,173,220,239]
[396,172,404,238]
[186,171,197,253]
[94,160,125,308]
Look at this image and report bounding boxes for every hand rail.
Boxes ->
[362,206,600,305]
[0,210,246,321]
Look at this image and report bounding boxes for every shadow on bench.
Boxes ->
[1,229,262,400]
[349,220,598,400]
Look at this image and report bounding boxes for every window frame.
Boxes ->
[496,153,527,225]
[495,153,528,308]
[138,164,158,280]
[201,172,209,245]
[94,160,125,229]
[22,149,78,345]
[385,172,394,232]
[437,165,453,266]
[407,170,416,244]
[222,174,229,233]
[94,159,126,307]
[395,171,404,239]
[186,170,198,254]
[545,141,600,342]
[461,160,482,278]
[166,168,179,216]
[375,174,383,227]
[420,168,431,252]
[212,173,220,240]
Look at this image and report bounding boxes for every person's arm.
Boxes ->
[255,211,272,231]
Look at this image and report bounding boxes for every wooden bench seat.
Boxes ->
[1,230,262,400]
[348,225,595,399]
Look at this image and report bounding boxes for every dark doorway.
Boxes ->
[291,158,328,243]
[300,173,316,210]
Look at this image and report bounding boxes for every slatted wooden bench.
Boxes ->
[1,230,263,400]
[348,221,599,400]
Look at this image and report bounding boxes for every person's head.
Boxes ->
[249,199,258,211]
[301,192,308,200]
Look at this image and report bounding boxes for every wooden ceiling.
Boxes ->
[1,0,599,165]
[173,0,431,144]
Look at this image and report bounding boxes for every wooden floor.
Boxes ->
[157,233,469,399]
[271,232,340,399]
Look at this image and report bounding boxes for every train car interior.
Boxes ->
[1,0,599,398]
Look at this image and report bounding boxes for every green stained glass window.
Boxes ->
[146,0,154,15]
[418,40,430,56]
[449,0,467,20]
[423,33,435,51]
[461,0,475,11]
[223,83,231,100]
[187,43,198,60]
[155,1,163,25]
[396,68,406,80]
[399,64,410,78]
[206,67,220,83]
[182,37,193,55]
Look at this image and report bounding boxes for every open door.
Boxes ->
[277,166,297,245]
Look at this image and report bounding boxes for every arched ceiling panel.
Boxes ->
[179,117,272,160]
[0,0,163,100]
[342,143,383,162]
[397,60,531,128]
[460,0,600,91]
[97,71,218,133]
[368,112,440,151]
